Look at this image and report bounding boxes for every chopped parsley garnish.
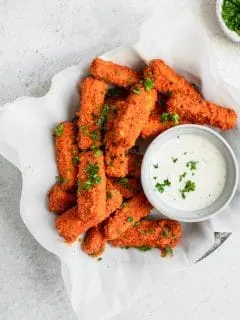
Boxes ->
[153,176,157,180]
[143,77,155,91]
[180,180,196,199]
[134,221,141,227]
[94,149,103,157]
[106,87,122,98]
[172,157,178,163]
[54,123,64,137]
[155,179,171,193]
[55,175,64,184]
[161,112,180,125]
[80,125,89,135]
[140,230,147,235]
[96,104,110,131]
[161,246,173,257]
[158,90,172,107]
[116,177,129,189]
[121,202,128,208]
[149,228,155,234]
[127,216,134,223]
[97,257,102,261]
[138,246,152,252]
[72,156,79,166]
[132,85,140,94]
[106,191,112,199]
[179,172,187,182]
[186,161,198,170]
[77,163,101,193]
[162,230,169,238]
[153,164,159,169]
[222,0,240,35]
[183,152,187,155]
[90,130,100,141]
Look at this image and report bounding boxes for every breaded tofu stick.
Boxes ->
[106,182,123,215]
[78,77,108,150]
[56,206,91,243]
[105,146,129,178]
[104,193,152,240]
[144,59,201,98]
[48,184,76,214]
[90,58,139,88]
[109,219,182,249]
[77,151,106,225]
[110,85,157,149]
[107,177,140,199]
[82,226,106,257]
[55,121,78,191]
[167,92,237,130]
[127,153,143,178]
[141,107,189,139]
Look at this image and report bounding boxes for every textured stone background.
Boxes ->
[1,1,240,319]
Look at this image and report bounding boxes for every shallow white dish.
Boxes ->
[141,125,239,222]
[216,0,240,43]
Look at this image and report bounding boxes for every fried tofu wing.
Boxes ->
[109,219,182,249]
[107,177,140,199]
[90,58,139,88]
[82,226,106,257]
[55,121,78,191]
[78,77,108,150]
[167,92,237,130]
[48,184,76,213]
[55,206,91,243]
[144,59,201,98]
[77,151,106,226]
[104,193,152,240]
[110,85,157,149]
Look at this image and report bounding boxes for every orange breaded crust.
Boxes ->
[90,58,139,88]
[77,151,106,224]
[141,106,189,139]
[48,184,76,213]
[111,85,157,148]
[78,77,107,150]
[109,219,182,249]
[106,185,123,216]
[107,177,140,199]
[82,226,106,257]
[55,121,78,191]
[167,92,237,130]
[104,193,152,240]
[144,59,201,98]
[127,153,142,178]
[55,206,91,243]
[105,146,128,178]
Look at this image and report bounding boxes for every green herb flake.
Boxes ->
[160,112,168,123]
[179,172,187,182]
[161,247,173,257]
[153,176,157,180]
[222,0,240,35]
[96,104,110,131]
[127,216,134,223]
[72,155,79,166]
[94,149,103,157]
[143,77,155,91]
[137,246,152,252]
[172,157,178,163]
[117,177,129,189]
[155,179,171,193]
[160,112,180,125]
[162,230,169,238]
[140,230,147,235]
[121,202,128,208]
[180,180,196,199]
[186,161,198,170]
[153,164,159,169]
[80,125,89,136]
[97,257,102,262]
[134,221,141,227]
[90,130,100,141]
[149,228,155,234]
[55,175,64,184]
[132,85,140,94]
[54,123,64,137]
[77,163,102,193]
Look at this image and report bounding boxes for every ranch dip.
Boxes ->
[150,134,227,211]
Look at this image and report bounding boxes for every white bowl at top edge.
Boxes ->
[141,124,239,223]
[216,0,240,43]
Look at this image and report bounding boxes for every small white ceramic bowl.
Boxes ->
[216,0,240,43]
[141,125,239,222]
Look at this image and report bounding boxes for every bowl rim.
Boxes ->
[216,0,240,43]
[141,124,239,223]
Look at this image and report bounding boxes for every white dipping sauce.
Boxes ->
[150,134,226,211]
